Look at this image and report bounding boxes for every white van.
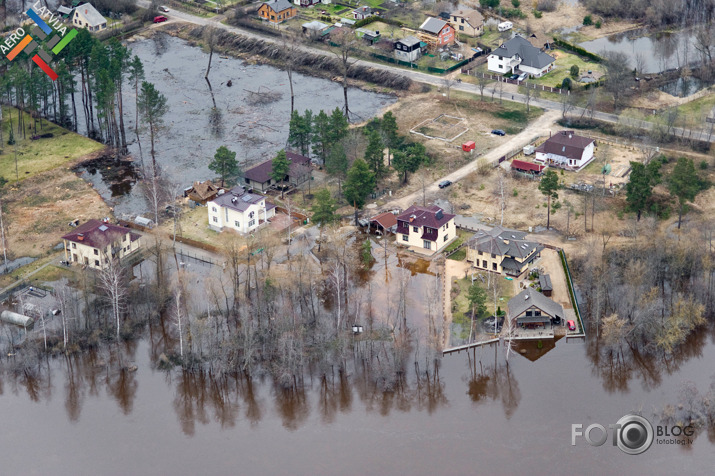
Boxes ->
[498,21,513,32]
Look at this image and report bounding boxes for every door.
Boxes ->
[423,240,431,250]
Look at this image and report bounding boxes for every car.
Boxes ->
[517,72,528,82]
[153,15,168,23]
[509,74,519,80]
[438,180,452,189]
[491,129,506,136]
[159,6,170,12]
[567,320,576,331]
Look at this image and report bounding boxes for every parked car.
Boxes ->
[517,72,528,82]
[438,180,452,189]
[491,129,506,136]
[153,15,168,23]
[159,6,170,12]
[509,74,519,80]
[567,320,576,331]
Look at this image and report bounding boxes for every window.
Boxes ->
[526,311,533,316]
[478,251,483,256]
[95,260,100,266]
[94,249,99,255]
[413,226,418,233]
[459,26,464,31]
[534,311,542,316]
[123,234,127,242]
[402,234,408,242]
[249,211,254,218]
[482,260,487,268]
[491,254,496,259]
[248,219,255,227]
[234,221,240,228]
[84,257,89,265]
[423,240,431,250]
[71,243,76,249]
[444,234,449,242]
[213,217,218,223]
[492,263,497,270]
[212,207,217,212]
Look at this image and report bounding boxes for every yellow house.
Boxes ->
[72,3,107,32]
[396,205,456,253]
[207,186,276,234]
[62,220,141,270]
[257,0,297,24]
[448,9,484,37]
[466,226,542,276]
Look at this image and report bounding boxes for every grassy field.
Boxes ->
[0,107,104,183]
[526,49,603,88]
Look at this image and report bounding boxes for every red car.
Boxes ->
[567,320,576,331]
[153,15,168,23]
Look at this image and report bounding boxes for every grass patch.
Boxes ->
[0,107,104,182]
[526,49,603,88]
[447,248,467,261]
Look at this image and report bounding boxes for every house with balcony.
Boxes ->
[62,220,141,270]
[466,226,542,276]
[487,35,555,77]
[396,205,456,253]
[207,186,276,234]
[508,288,564,331]
[418,17,454,48]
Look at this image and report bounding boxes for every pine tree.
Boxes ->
[668,157,701,229]
[328,107,349,145]
[381,111,399,166]
[311,110,331,165]
[344,158,376,225]
[271,149,291,198]
[209,146,239,187]
[625,160,661,220]
[364,129,386,179]
[538,170,560,230]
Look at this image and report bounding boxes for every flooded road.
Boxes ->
[78,35,395,217]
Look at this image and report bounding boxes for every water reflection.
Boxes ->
[464,346,521,419]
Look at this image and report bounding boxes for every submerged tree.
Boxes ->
[137,81,168,173]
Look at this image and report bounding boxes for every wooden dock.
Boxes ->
[443,338,499,355]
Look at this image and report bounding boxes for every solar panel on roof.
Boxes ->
[98,225,108,231]
[242,194,253,202]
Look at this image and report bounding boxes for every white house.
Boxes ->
[207,186,276,234]
[396,205,456,253]
[73,3,107,32]
[394,36,423,62]
[534,131,595,170]
[487,35,555,77]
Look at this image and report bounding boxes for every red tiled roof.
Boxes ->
[244,151,311,184]
[511,159,545,173]
[397,205,455,230]
[370,212,397,229]
[535,131,594,161]
[62,220,132,249]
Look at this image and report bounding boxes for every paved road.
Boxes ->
[140,1,715,144]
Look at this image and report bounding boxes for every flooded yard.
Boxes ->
[77,35,395,217]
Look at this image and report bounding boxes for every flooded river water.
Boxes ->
[78,35,395,217]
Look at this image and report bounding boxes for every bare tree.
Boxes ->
[281,32,300,115]
[141,165,171,226]
[493,169,508,225]
[603,51,631,110]
[519,84,538,114]
[442,76,457,100]
[98,256,127,341]
[328,28,360,119]
[634,51,647,76]
[477,74,488,101]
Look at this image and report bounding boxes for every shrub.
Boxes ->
[511,0,520,6]
[513,188,518,197]
[536,0,557,11]
[533,9,542,18]
[595,20,602,28]
[700,160,709,170]
[583,15,593,25]
[480,0,500,8]
[570,65,579,78]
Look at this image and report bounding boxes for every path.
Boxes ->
[138,1,715,144]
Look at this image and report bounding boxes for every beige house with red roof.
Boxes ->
[534,131,595,170]
[396,205,456,253]
[62,220,141,270]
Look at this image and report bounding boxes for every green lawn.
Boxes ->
[0,107,104,183]
[675,89,715,119]
[526,49,603,88]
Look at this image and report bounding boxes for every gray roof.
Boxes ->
[467,225,539,259]
[508,288,564,320]
[539,274,553,291]
[397,35,421,47]
[264,0,293,13]
[491,35,555,69]
[58,6,73,14]
[302,21,329,31]
[75,3,106,26]
[211,186,266,213]
[420,17,448,35]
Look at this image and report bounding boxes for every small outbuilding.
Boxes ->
[462,141,476,152]
[539,273,553,297]
[510,159,546,175]
[369,211,398,235]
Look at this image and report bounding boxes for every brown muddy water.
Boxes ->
[2,244,715,475]
[76,35,395,217]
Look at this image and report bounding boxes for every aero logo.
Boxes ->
[5,8,78,81]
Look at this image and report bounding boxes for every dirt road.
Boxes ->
[385,109,561,210]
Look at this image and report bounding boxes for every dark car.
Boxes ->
[509,74,519,80]
[491,129,506,136]
[438,180,452,189]
[153,15,168,23]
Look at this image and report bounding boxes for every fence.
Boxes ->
[369,52,478,75]
[559,249,586,337]
[467,71,571,95]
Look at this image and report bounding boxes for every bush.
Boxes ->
[570,65,579,78]
[533,9,542,18]
[700,160,709,170]
[536,0,557,11]
[513,188,518,197]
[503,8,527,18]
[583,15,593,25]
[595,20,602,28]
[511,0,520,6]
[480,0,500,7]
[552,38,603,62]
[561,77,572,89]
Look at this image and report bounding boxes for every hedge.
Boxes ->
[354,16,403,28]
[552,38,603,63]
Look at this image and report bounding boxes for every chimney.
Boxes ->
[77,233,84,241]
[85,9,88,14]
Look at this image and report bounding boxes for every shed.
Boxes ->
[539,273,553,297]
[462,141,475,152]
[1,310,34,327]
[369,212,398,234]
[511,159,546,175]
[134,216,154,228]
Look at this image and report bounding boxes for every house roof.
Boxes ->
[353,5,375,14]
[452,9,483,27]
[490,35,555,69]
[75,3,106,26]
[396,35,421,47]
[539,273,553,291]
[467,225,539,259]
[302,20,329,31]
[535,131,595,161]
[527,32,551,49]
[210,186,265,213]
[187,180,218,201]
[370,212,398,230]
[58,5,73,14]
[62,220,134,249]
[263,0,293,13]
[511,159,546,173]
[508,288,564,320]
[397,205,454,230]
[420,17,449,35]
[244,151,311,184]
